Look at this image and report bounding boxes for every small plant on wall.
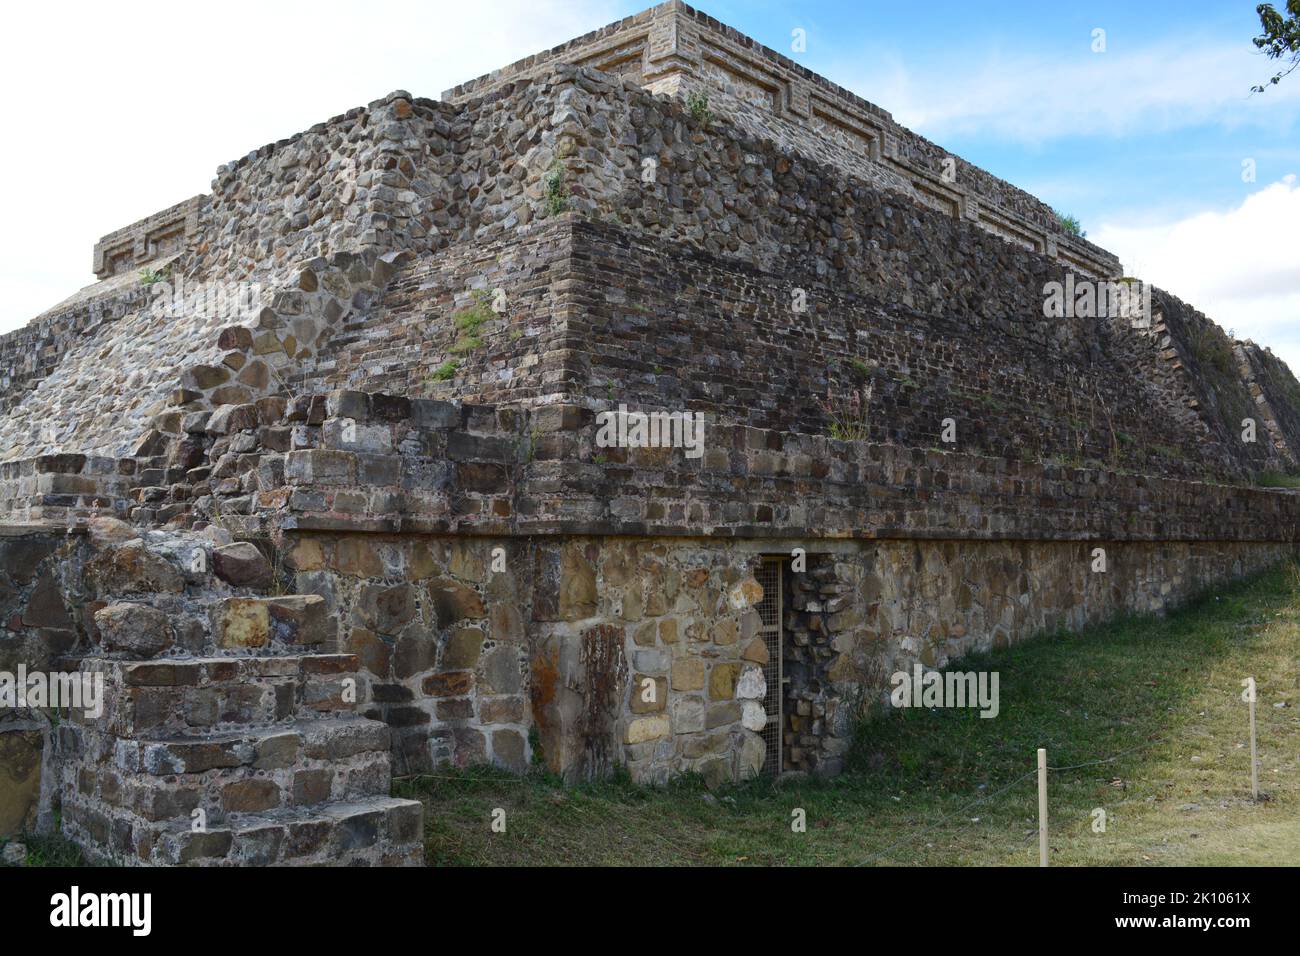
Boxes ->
[542,159,569,216]
[138,266,170,287]
[1053,209,1086,238]
[427,359,459,384]
[685,89,712,126]
[450,290,496,355]
[820,361,875,443]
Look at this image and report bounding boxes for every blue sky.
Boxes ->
[1,0,1297,364]
[702,0,1298,229]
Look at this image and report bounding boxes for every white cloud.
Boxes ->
[0,0,618,334]
[834,37,1300,144]
[1091,176,1300,371]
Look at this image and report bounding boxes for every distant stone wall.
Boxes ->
[0,281,156,419]
[1237,340,1300,465]
[443,0,1119,278]
[92,197,203,280]
[295,212,1270,484]
[544,219,1247,481]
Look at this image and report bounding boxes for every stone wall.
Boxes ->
[0,279,158,420]
[10,384,1292,811]
[0,527,83,837]
[0,516,424,863]
[92,197,202,280]
[778,538,1292,774]
[1237,340,1300,464]
[443,1,1119,278]
[2,62,1292,484]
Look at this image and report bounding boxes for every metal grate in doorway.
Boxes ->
[753,557,784,776]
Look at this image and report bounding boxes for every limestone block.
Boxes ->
[707,662,741,700]
[671,696,705,733]
[629,674,666,714]
[213,598,269,649]
[95,602,172,656]
[735,664,766,700]
[624,715,670,744]
[728,577,764,609]
[427,578,486,625]
[671,657,705,691]
[0,728,43,838]
[85,541,183,596]
[738,731,765,779]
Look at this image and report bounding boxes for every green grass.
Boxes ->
[427,359,459,383]
[401,562,1300,866]
[449,292,495,356]
[0,828,88,867]
[1257,471,1300,489]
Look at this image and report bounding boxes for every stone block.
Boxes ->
[707,662,741,700]
[213,542,273,588]
[95,602,172,656]
[671,696,705,734]
[629,674,666,713]
[624,715,670,744]
[222,778,281,813]
[0,729,43,837]
[735,665,766,700]
[213,598,270,649]
[671,658,705,691]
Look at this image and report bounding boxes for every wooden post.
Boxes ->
[1249,681,1259,801]
[1037,747,1048,867]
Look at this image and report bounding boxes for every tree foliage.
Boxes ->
[1253,1,1300,92]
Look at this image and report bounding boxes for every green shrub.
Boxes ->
[685,89,712,125]
[1053,209,1086,238]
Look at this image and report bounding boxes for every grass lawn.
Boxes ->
[399,561,1300,866]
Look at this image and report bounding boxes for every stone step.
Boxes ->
[66,793,424,866]
[70,653,362,738]
[63,716,394,830]
[135,716,391,776]
[91,582,336,659]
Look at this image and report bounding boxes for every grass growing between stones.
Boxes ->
[400,562,1299,866]
[0,828,88,867]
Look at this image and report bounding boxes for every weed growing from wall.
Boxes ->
[685,89,712,126]
[451,291,495,355]
[542,160,569,216]
[428,359,459,383]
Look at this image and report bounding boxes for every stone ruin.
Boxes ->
[2,1,1299,865]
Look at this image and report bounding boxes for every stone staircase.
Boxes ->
[50,520,424,865]
[58,651,423,865]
